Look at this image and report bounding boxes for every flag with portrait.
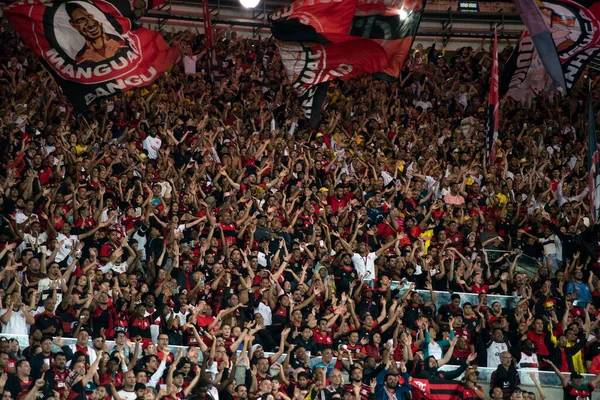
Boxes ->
[5,0,180,114]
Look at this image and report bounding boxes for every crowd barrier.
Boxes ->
[384,286,520,309]
[1,334,587,388]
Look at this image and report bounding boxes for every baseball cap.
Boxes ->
[571,372,584,380]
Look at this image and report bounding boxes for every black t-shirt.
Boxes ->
[333,265,357,292]
[563,383,593,400]
[6,374,33,400]
[438,304,463,323]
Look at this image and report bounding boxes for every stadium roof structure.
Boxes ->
[142,0,525,39]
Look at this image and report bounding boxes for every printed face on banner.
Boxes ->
[540,3,584,54]
[540,1,600,60]
[38,1,142,84]
[539,0,600,89]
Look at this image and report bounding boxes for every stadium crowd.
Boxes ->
[0,22,599,400]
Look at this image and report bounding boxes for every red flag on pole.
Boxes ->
[203,0,215,49]
[486,27,499,166]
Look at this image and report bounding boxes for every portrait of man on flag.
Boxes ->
[65,2,131,64]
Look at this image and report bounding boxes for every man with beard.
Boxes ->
[344,367,372,400]
[374,360,411,400]
[34,297,62,335]
[46,352,69,398]
[332,252,357,293]
[30,336,68,380]
[516,339,539,371]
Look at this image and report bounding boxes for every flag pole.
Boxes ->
[588,73,598,223]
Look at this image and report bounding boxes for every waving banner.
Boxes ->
[278,39,388,127]
[270,0,359,43]
[500,32,560,104]
[352,0,426,81]
[5,0,179,114]
[510,0,600,95]
[271,0,425,127]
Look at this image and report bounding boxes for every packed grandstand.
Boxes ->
[1,2,600,398]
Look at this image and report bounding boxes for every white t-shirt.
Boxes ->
[143,135,162,160]
[174,224,186,236]
[487,341,509,369]
[351,252,377,278]
[17,231,49,257]
[117,390,137,400]
[55,233,79,263]
[183,55,198,74]
[517,352,538,370]
[0,308,29,335]
[37,278,63,310]
[208,385,219,400]
[99,261,129,275]
[426,341,443,360]
[255,302,272,326]
[15,212,38,225]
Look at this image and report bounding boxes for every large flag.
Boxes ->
[352,0,427,81]
[588,80,600,222]
[509,0,600,95]
[513,0,566,90]
[203,0,214,48]
[499,31,560,104]
[486,28,499,166]
[5,0,180,114]
[270,0,425,127]
[278,40,388,127]
[270,0,359,43]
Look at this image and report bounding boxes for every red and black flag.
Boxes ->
[352,0,427,81]
[270,0,426,127]
[486,27,499,166]
[278,39,388,127]
[411,379,463,400]
[588,80,600,223]
[203,0,214,49]
[5,0,180,114]
[270,0,358,43]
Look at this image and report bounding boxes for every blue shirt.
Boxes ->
[375,370,411,400]
[566,281,591,305]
